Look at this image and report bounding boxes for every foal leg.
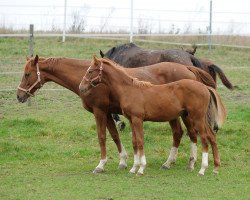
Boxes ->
[129,117,146,175]
[112,114,126,131]
[93,109,108,173]
[162,118,183,169]
[107,114,128,169]
[207,127,220,175]
[182,116,198,171]
[197,123,209,176]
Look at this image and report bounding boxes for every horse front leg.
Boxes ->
[93,109,108,173]
[162,118,183,169]
[107,113,128,169]
[129,117,146,176]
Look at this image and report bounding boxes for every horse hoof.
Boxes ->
[93,167,104,174]
[213,170,219,175]
[118,121,126,131]
[129,169,136,174]
[119,164,127,170]
[198,172,204,176]
[161,165,170,170]
[136,172,144,176]
[187,166,194,172]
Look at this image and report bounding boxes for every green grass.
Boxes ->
[0,37,250,199]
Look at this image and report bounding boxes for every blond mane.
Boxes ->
[132,78,153,88]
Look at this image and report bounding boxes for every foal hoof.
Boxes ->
[93,167,104,174]
[118,121,126,131]
[118,164,127,170]
[136,172,144,176]
[213,169,219,175]
[198,172,204,176]
[187,166,194,172]
[161,165,170,170]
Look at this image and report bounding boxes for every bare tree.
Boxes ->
[69,5,89,33]
[99,7,115,33]
[137,17,154,34]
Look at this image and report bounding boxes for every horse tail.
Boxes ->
[187,66,216,89]
[206,87,227,132]
[190,55,203,68]
[208,64,234,90]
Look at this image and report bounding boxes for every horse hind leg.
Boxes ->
[196,122,210,176]
[112,114,126,131]
[162,118,183,170]
[207,126,220,175]
[181,115,198,172]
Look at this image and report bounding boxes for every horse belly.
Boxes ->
[144,99,183,122]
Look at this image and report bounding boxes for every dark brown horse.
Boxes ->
[100,43,233,90]
[79,57,226,176]
[17,56,215,173]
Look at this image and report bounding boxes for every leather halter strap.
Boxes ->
[83,62,103,87]
[17,63,43,97]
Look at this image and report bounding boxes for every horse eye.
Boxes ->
[25,73,30,77]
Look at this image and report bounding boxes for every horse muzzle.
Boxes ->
[17,93,29,103]
[79,84,90,93]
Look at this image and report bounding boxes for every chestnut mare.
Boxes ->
[17,55,215,174]
[79,57,226,176]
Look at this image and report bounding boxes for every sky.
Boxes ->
[0,0,250,34]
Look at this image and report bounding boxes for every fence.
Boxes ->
[0,1,250,48]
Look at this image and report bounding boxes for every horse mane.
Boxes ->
[104,43,138,57]
[132,78,153,88]
[39,57,63,66]
[100,57,152,88]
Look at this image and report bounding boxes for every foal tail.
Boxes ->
[187,66,216,89]
[208,64,234,90]
[206,87,227,132]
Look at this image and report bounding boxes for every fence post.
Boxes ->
[208,0,213,51]
[27,24,34,106]
[129,0,134,43]
[62,0,67,42]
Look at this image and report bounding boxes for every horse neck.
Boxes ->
[39,58,89,95]
[102,63,134,97]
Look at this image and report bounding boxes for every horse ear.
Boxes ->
[93,55,99,64]
[100,50,104,58]
[26,56,30,61]
[110,47,116,55]
[32,55,39,66]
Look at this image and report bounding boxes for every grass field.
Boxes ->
[0,37,250,199]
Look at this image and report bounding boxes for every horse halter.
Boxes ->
[83,62,103,87]
[17,63,43,97]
